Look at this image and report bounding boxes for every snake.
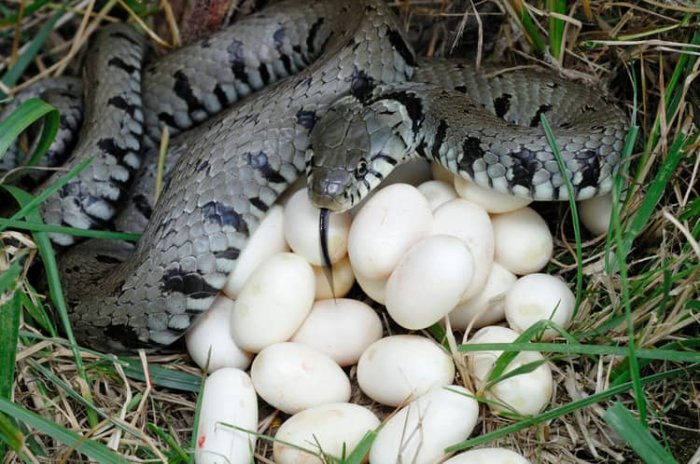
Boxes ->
[2,0,627,352]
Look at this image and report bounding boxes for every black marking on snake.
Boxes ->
[414,140,428,158]
[226,40,249,82]
[132,194,153,219]
[350,68,375,101]
[162,269,219,300]
[158,112,178,129]
[371,152,399,166]
[110,31,141,47]
[582,105,596,113]
[348,38,361,51]
[509,148,541,188]
[96,254,122,264]
[380,91,424,133]
[258,63,271,85]
[529,104,552,128]
[108,96,139,118]
[213,84,229,108]
[296,110,317,129]
[173,71,206,115]
[494,93,512,119]
[105,325,143,349]
[201,201,248,232]
[575,149,601,189]
[97,138,134,166]
[458,136,484,178]
[432,120,449,160]
[280,54,293,75]
[273,27,286,49]
[246,151,286,183]
[215,248,240,261]
[454,85,467,94]
[250,197,269,212]
[200,38,212,48]
[307,18,325,54]
[387,29,416,67]
[108,57,138,75]
[195,159,210,173]
[547,82,559,89]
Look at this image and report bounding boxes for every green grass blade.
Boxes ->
[0,0,51,27]
[0,98,59,166]
[0,290,22,400]
[341,430,377,464]
[0,398,127,463]
[0,410,24,452]
[547,0,566,60]
[0,8,63,98]
[604,402,678,464]
[118,357,202,392]
[0,217,140,241]
[445,365,697,453]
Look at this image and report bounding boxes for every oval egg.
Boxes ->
[491,207,553,275]
[250,342,351,414]
[230,253,315,352]
[273,403,380,464]
[454,176,532,213]
[443,448,531,464]
[195,368,257,464]
[417,180,458,211]
[357,335,455,407]
[291,298,383,367]
[348,183,433,280]
[385,235,474,330]
[312,255,355,300]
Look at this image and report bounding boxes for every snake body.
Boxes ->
[6,0,626,352]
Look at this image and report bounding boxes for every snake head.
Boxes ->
[306,94,414,212]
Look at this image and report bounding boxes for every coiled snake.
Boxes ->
[4,0,627,352]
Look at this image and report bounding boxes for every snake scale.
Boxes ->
[4,0,627,352]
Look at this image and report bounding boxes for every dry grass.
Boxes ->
[1,0,698,462]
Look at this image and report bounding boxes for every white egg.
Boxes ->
[348,183,433,280]
[467,326,553,416]
[186,295,253,372]
[291,299,383,367]
[357,335,455,407]
[579,193,613,236]
[273,403,380,464]
[431,162,454,184]
[385,235,474,330]
[432,199,494,299]
[230,253,315,352]
[283,188,351,266]
[354,269,387,304]
[491,207,553,275]
[443,448,531,464]
[417,180,458,211]
[454,176,532,213]
[250,342,351,414]
[449,263,516,330]
[312,255,355,300]
[222,205,287,299]
[195,368,257,464]
[369,385,479,464]
[505,273,575,339]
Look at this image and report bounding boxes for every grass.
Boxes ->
[1,0,699,463]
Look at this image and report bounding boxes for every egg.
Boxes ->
[222,205,288,298]
[443,448,531,464]
[454,176,531,213]
[250,342,351,414]
[283,188,351,266]
[579,193,613,236]
[312,255,355,300]
[385,235,474,330]
[417,180,458,211]
[505,273,575,339]
[230,253,315,352]
[195,368,257,464]
[291,299,383,366]
[273,403,380,464]
[357,335,455,406]
[185,295,253,372]
[491,207,553,275]
[467,326,553,416]
[348,183,433,280]
[432,198,494,299]
[369,385,479,464]
[449,263,516,330]
[354,270,387,304]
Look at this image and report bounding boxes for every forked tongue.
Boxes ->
[319,208,336,300]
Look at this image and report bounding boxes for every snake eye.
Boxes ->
[355,160,368,178]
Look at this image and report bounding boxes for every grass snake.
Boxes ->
[4,0,628,352]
